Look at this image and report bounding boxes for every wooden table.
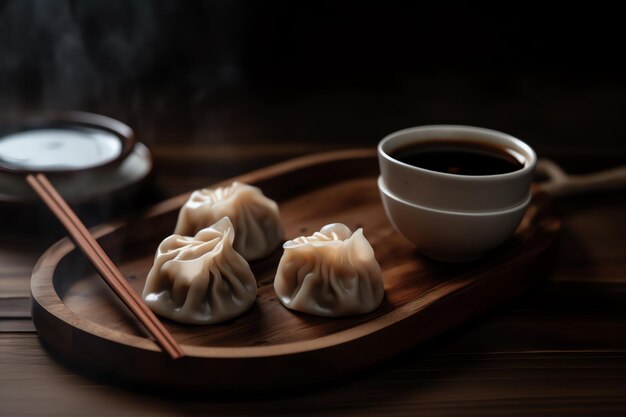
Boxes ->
[1,141,625,417]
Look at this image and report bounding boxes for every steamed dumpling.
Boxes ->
[274,223,384,317]
[143,217,257,324]
[175,182,283,261]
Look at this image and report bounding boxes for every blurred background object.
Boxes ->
[1,0,624,194]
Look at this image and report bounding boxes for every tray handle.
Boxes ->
[536,159,626,198]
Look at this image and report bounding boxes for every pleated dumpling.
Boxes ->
[274,223,384,317]
[143,217,257,324]
[174,182,283,261]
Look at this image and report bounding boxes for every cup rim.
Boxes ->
[378,176,531,216]
[378,124,536,181]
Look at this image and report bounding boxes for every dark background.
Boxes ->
[1,0,625,187]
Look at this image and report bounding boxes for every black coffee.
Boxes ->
[392,140,525,176]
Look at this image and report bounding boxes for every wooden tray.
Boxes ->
[31,149,561,391]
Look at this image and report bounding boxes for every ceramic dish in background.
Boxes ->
[0,111,152,204]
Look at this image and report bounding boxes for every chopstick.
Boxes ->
[27,173,185,360]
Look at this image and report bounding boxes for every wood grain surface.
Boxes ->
[1,143,625,416]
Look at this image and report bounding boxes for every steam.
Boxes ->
[0,1,157,109]
[0,0,246,118]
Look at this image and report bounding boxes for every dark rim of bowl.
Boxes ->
[0,111,136,175]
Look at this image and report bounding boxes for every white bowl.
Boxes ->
[0,143,152,204]
[378,125,536,212]
[378,176,531,262]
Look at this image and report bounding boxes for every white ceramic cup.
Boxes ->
[378,176,531,262]
[378,125,536,212]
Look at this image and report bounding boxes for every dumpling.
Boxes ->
[175,182,283,261]
[143,217,257,324]
[274,223,384,317]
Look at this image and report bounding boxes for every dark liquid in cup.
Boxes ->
[392,140,525,175]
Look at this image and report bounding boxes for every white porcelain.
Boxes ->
[0,127,123,171]
[0,142,152,203]
[378,125,536,212]
[378,176,530,262]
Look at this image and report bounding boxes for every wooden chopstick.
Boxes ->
[27,173,185,360]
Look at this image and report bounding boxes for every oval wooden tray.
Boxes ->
[31,149,561,391]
